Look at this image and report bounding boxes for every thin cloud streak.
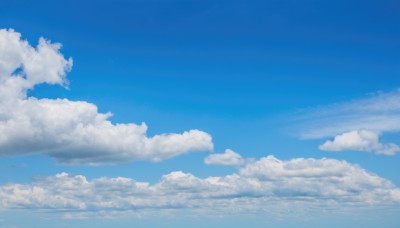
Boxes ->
[293,90,400,139]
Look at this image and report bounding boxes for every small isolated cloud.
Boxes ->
[0,29,213,165]
[1,156,399,217]
[319,129,399,155]
[204,149,244,166]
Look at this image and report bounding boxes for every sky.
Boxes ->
[0,0,400,227]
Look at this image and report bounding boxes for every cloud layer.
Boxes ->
[0,29,213,165]
[1,156,399,217]
[319,129,400,155]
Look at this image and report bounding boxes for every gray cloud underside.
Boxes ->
[1,156,399,216]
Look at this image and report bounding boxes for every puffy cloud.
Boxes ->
[1,156,399,216]
[0,28,213,165]
[204,149,244,166]
[0,29,72,100]
[319,129,399,155]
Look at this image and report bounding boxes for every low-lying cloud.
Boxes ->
[1,156,399,216]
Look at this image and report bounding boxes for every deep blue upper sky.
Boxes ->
[2,1,397,118]
[2,0,399,114]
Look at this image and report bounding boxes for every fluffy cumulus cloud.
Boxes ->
[0,29,213,165]
[0,29,72,100]
[1,156,399,217]
[319,129,400,155]
[204,149,244,166]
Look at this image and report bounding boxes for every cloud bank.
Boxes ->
[0,29,213,165]
[1,156,399,216]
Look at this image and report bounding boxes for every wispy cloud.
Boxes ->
[0,29,213,165]
[1,155,399,217]
[294,90,400,139]
[292,90,400,155]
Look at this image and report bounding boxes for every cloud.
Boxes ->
[294,90,400,139]
[319,129,399,155]
[1,156,399,217]
[0,28,213,165]
[204,149,244,166]
[291,90,400,155]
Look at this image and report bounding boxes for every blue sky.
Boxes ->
[0,0,400,227]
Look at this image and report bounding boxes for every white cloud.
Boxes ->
[1,156,399,217]
[0,28,213,165]
[204,149,244,166]
[0,29,72,100]
[319,129,399,155]
[291,90,400,156]
[294,90,400,139]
